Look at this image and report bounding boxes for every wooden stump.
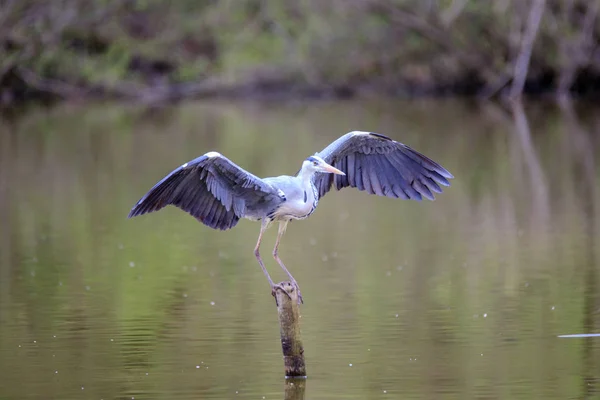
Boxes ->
[284,378,306,400]
[275,281,306,378]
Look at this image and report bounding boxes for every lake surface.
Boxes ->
[1,99,599,399]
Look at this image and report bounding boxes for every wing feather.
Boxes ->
[128,153,281,230]
[360,154,374,194]
[370,155,396,197]
[335,154,348,189]
[366,157,384,196]
[314,131,453,201]
[344,153,356,190]
[354,156,365,191]
[392,183,410,200]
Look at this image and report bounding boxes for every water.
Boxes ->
[1,99,599,399]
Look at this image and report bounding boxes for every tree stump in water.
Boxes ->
[275,281,306,378]
[284,378,306,400]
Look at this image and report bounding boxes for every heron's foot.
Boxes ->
[292,281,304,305]
[271,283,292,306]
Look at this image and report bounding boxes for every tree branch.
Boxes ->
[510,0,546,99]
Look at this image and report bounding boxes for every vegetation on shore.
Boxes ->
[1,0,600,106]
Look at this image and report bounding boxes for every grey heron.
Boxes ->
[128,131,453,304]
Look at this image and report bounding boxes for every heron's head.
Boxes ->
[303,155,345,175]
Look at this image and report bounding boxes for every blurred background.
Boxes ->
[1,1,600,400]
[1,0,600,103]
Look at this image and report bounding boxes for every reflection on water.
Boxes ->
[1,99,599,399]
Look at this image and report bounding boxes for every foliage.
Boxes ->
[1,0,600,104]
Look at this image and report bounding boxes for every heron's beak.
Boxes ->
[321,163,345,175]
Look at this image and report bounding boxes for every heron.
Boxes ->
[128,131,453,304]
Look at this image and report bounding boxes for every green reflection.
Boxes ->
[0,99,599,399]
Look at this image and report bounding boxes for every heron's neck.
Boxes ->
[297,165,317,187]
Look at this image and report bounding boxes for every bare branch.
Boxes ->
[510,0,546,99]
[556,1,600,98]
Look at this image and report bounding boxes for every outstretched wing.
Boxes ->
[313,131,453,201]
[128,152,282,230]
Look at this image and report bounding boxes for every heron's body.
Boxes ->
[128,131,454,303]
[262,170,319,222]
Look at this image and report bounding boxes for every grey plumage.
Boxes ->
[128,131,453,304]
[312,131,452,201]
[128,152,284,230]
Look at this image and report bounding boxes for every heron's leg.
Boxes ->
[254,220,291,304]
[273,220,303,304]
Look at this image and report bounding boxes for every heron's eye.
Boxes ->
[312,161,318,166]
